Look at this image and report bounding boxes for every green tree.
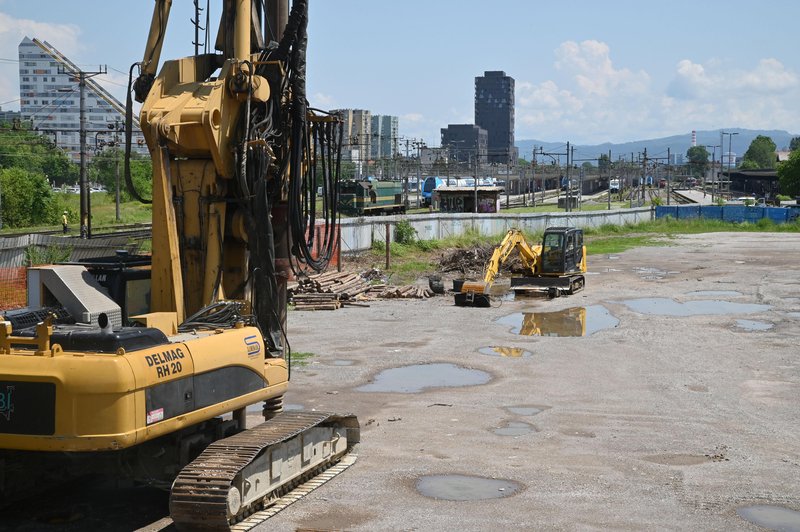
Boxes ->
[777,149,800,197]
[339,161,356,180]
[0,125,77,185]
[598,153,612,173]
[789,137,800,152]
[90,148,153,201]
[581,161,593,171]
[686,146,709,177]
[741,135,777,169]
[0,167,58,228]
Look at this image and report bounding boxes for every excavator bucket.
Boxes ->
[453,279,491,307]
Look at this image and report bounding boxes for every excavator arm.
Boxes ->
[483,229,541,285]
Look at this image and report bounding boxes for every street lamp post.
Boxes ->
[705,145,720,201]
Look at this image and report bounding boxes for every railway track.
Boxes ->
[1,222,152,239]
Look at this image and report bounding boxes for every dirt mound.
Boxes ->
[438,245,525,276]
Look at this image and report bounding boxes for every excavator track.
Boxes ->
[169,411,359,531]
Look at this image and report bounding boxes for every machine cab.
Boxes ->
[541,227,584,275]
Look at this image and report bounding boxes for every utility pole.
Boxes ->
[665,147,670,205]
[641,148,648,206]
[114,118,121,222]
[531,145,536,207]
[67,66,107,239]
[566,142,572,212]
[607,149,612,211]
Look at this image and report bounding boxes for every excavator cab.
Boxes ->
[541,227,585,275]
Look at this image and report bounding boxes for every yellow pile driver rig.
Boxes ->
[0,1,358,529]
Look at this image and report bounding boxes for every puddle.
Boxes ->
[686,290,742,297]
[496,305,619,337]
[493,421,536,436]
[332,359,355,366]
[737,505,800,531]
[633,266,667,280]
[607,255,620,260]
[788,312,800,319]
[686,384,709,392]
[506,405,548,416]
[735,319,774,331]
[478,346,532,358]
[416,474,521,501]
[621,298,770,317]
[284,403,304,411]
[356,363,491,393]
[643,454,710,466]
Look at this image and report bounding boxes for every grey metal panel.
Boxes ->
[29,265,122,326]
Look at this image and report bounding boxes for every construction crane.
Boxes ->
[0,1,358,529]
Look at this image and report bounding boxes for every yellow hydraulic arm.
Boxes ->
[483,229,541,285]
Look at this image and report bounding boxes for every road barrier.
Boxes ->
[655,205,800,224]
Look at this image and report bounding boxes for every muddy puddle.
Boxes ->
[478,346,532,358]
[331,359,356,366]
[493,421,536,436]
[686,290,742,297]
[621,298,770,316]
[737,505,800,531]
[735,319,774,331]
[416,474,521,501]
[356,363,491,393]
[496,305,619,337]
[633,266,668,280]
[787,312,800,319]
[506,405,548,416]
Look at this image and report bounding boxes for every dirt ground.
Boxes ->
[4,232,799,531]
[261,231,800,531]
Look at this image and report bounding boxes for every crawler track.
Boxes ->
[169,410,358,531]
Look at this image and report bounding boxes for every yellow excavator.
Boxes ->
[0,1,358,529]
[454,227,587,306]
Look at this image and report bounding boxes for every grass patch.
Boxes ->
[290,351,315,367]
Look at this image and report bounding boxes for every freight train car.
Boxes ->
[338,180,406,216]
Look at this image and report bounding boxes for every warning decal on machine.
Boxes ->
[146,407,165,424]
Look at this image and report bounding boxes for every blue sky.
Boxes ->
[0,1,798,146]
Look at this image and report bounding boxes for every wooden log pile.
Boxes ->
[290,271,372,310]
[290,271,435,310]
[367,284,435,299]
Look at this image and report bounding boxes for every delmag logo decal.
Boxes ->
[0,385,14,422]
[244,335,261,357]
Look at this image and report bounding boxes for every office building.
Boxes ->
[475,70,517,164]
[18,37,145,163]
[440,124,488,164]
[370,115,398,161]
[333,108,371,165]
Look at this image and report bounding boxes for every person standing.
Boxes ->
[62,211,69,234]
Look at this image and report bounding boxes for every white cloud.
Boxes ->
[516,40,800,143]
[0,12,82,109]
[310,91,336,109]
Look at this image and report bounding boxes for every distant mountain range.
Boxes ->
[516,128,798,163]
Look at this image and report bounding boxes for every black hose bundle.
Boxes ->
[124,62,152,204]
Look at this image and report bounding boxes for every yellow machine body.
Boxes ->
[0,324,286,452]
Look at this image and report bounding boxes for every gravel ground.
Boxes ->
[261,232,800,531]
[4,232,799,531]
